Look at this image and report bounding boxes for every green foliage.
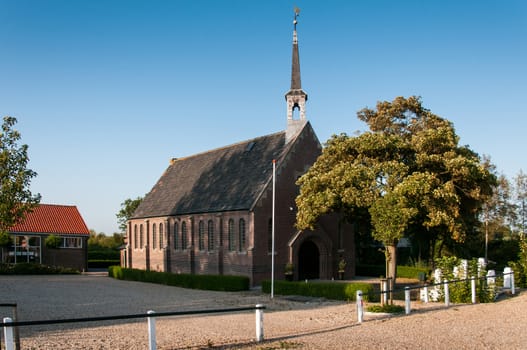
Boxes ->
[509,237,527,287]
[435,256,496,303]
[88,259,121,268]
[88,230,123,249]
[44,234,62,249]
[366,304,405,313]
[116,197,143,233]
[0,263,79,274]
[108,266,250,291]
[355,264,428,280]
[0,231,11,247]
[261,280,375,302]
[88,231,122,261]
[296,96,496,280]
[0,116,41,234]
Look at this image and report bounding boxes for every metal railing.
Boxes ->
[1,304,266,350]
[356,269,516,323]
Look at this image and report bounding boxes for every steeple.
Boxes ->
[285,7,308,142]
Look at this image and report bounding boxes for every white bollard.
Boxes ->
[486,270,496,286]
[3,317,15,350]
[444,280,450,307]
[356,290,364,324]
[511,271,516,295]
[424,284,429,303]
[255,304,264,342]
[471,276,476,304]
[382,279,388,305]
[147,310,157,350]
[504,267,512,289]
[405,287,411,315]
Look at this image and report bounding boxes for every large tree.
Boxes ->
[295,96,496,282]
[116,197,143,233]
[0,116,41,237]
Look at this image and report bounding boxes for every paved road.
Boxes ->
[0,273,268,335]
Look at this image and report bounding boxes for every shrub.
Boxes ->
[261,280,375,302]
[88,259,121,268]
[356,264,429,280]
[434,256,496,303]
[0,263,79,275]
[366,304,404,313]
[108,266,250,291]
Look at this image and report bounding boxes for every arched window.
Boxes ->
[207,220,214,251]
[152,223,157,250]
[140,224,144,249]
[268,218,273,253]
[239,219,246,252]
[181,222,187,250]
[159,223,164,249]
[173,222,179,250]
[228,219,235,251]
[134,225,138,249]
[198,220,205,251]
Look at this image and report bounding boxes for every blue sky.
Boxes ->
[1,0,526,234]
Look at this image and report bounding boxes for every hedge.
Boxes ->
[108,266,250,292]
[356,264,429,280]
[88,259,121,268]
[261,280,376,302]
[0,263,79,275]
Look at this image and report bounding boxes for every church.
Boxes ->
[125,11,355,286]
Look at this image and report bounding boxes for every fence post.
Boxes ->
[380,279,388,306]
[471,276,476,304]
[255,304,264,342]
[356,290,363,324]
[404,287,411,315]
[424,284,429,303]
[147,310,156,350]
[511,271,515,295]
[444,279,450,307]
[3,317,14,350]
[503,267,512,289]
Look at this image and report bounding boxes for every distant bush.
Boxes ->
[88,249,120,260]
[261,280,376,302]
[108,266,250,292]
[367,304,404,313]
[0,263,79,275]
[356,264,429,280]
[88,259,120,268]
[396,266,429,280]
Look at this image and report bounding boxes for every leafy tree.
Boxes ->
[0,231,12,263]
[116,197,143,233]
[0,116,41,236]
[45,234,62,249]
[514,170,527,236]
[296,96,496,283]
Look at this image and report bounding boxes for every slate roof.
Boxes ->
[9,204,90,235]
[132,128,301,219]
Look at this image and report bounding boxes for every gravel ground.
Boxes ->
[1,274,525,349]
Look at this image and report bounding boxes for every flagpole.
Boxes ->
[271,159,276,299]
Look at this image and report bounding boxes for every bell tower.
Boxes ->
[285,7,308,143]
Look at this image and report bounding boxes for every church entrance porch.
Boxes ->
[298,240,320,280]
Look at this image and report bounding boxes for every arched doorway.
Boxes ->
[298,240,319,280]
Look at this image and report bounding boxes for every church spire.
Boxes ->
[285,7,308,142]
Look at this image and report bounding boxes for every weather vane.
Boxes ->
[293,6,300,29]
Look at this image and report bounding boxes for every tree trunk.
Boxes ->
[386,244,397,286]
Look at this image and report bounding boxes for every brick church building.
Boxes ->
[125,12,355,286]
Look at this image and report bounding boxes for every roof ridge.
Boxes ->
[171,129,286,163]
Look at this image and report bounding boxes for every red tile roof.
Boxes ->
[9,204,90,236]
